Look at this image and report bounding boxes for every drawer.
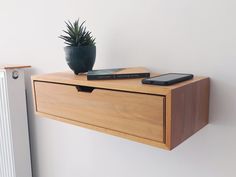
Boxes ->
[34,81,165,142]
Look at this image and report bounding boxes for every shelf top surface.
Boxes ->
[32,71,208,95]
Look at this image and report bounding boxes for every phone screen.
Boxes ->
[146,73,191,82]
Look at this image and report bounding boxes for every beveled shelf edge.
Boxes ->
[36,111,170,150]
[0,64,31,69]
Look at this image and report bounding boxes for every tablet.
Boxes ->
[142,73,193,86]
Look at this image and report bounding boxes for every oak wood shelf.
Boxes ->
[32,72,210,150]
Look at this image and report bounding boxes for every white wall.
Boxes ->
[1,0,236,177]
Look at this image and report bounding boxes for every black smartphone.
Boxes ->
[142,73,194,86]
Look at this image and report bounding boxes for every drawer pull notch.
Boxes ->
[76,85,94,93]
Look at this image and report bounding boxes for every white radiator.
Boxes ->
[0,66,32,177]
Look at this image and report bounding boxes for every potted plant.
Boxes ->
[59,19,96,74]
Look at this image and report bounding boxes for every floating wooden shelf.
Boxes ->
[32,72,210,150]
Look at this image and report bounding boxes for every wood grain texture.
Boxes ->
[34,81,165,142]
[32,72,207,95]
[36,112,169,149]
[169,78,210,149]
[31,72,210,150]
[165,93,172,149]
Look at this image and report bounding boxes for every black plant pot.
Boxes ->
[64,45,96,75]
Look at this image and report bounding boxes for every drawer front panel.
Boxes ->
[34,81,165,142]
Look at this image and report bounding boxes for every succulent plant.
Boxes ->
[59,19,96,46]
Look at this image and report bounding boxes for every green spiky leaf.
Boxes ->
[59,18,96,47]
